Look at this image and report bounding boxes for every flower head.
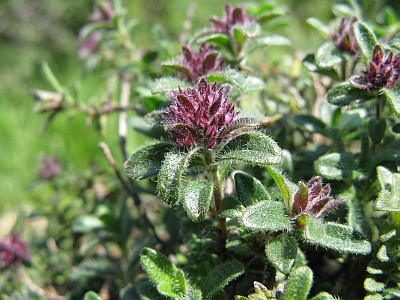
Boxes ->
[291,176,345,224]
[161,78,257,150]
[37,156,60,180]
[332,16,359,55]
[163,43,224,83]
[0,233,26,269]
[350,45,400,91]
[210,4,256,35]
[89,1,115,22]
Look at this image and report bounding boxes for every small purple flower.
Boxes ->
[163,43,224,83]
[78,32,101,59]
[161,78,257,150]
[210,4,256,35]
[332,16,359,55]
[89,1,115,22]
[37,156,60,180]
[291,176,345,225]
[0,233,26,269]
[350,45,400,91]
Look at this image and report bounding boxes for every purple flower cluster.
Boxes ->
[210,4,256,35]
[37,156,60,180]
[162,78,256,150]
[167,43,224,83]
[0,233,26,269]
[292,176,345,222]
[332,16,359,55]
[351,45,400,91]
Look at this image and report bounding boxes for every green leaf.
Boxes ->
[140,247,185,298]
[327,82,374,106]
[353,21,377,61]
[383,87,400,117]
[315,43,343,68]
[247,35,291,55]
[314,152,356,180]
[306,18,330,39]
[282,266,313,300]
[84,291,102,300]
[218,132,282,167]
[374,167,400,212]
[151,77,192,94]
[42,62,64,93]
[182,180,214,222]
[220,196,245,218]
[293,114,328,136]
[206,69,247,91]
[303,217,371,254]
[200,261,245,299]
[234,22,261,38]
[137,281,171,300]
[377,245,390,262]
[310,292,336,300]
[234,171,271,207]
[192,31,233,54]
[265,236,297,274]
[157,148,201,205]
[182,288,203,300]
[240,200,291,232]
[364,278,385,293]
[368,118,386,144]
[265,166,297,212]
[244,75,265,91]
[73,215,106,233]
[125,141,175,180]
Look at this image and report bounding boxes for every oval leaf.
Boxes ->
[206,69,247,91]
[234,171,271,207]
[315,43,343,68]
[200,261,245,299]
[303,217,371,254]
[283,266,313,300]
[265,236,297,274]
[157,147,201,205]
[125,141,175,180]
[353,21,377,61]
[327,82,374,106]
[383,87,400,117]
[314,152,356,180]
[140,247,185,298]
[218,132,282,166]
[151,77,191,94]
[241,200,291,232]
[182,180,214,222]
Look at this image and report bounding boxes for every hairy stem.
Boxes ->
[205,152,228,257]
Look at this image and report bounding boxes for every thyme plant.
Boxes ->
[3,0,400,299]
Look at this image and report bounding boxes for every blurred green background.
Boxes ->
[0,0,397,211]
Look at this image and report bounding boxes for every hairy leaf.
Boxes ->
[383,87,400,117]
[265,236,297,274]
[234,171,271,207]
[140,247,186,298]
[200,261,245,299]
[218,132,282,166]
[125,141,175,180]
[316,43,343,68]
[304,217,371,254]
[151,77,191,94]
[182,180,214,222]
[157,147,201,205]
[206,69,247,91]
[327,82,374,106]
[314,152,356,180]
[374,167,400,212]
[282,266,313,300]
[353,21,377,61]
[241,200,291,232]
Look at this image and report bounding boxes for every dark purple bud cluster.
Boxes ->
[332,16,359,55]
[210,4,256,35]
[350,45,400,91]
[167,43,224,83]
[292,176,345,222]
[0,233,26,269]
[162,78,256,150]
